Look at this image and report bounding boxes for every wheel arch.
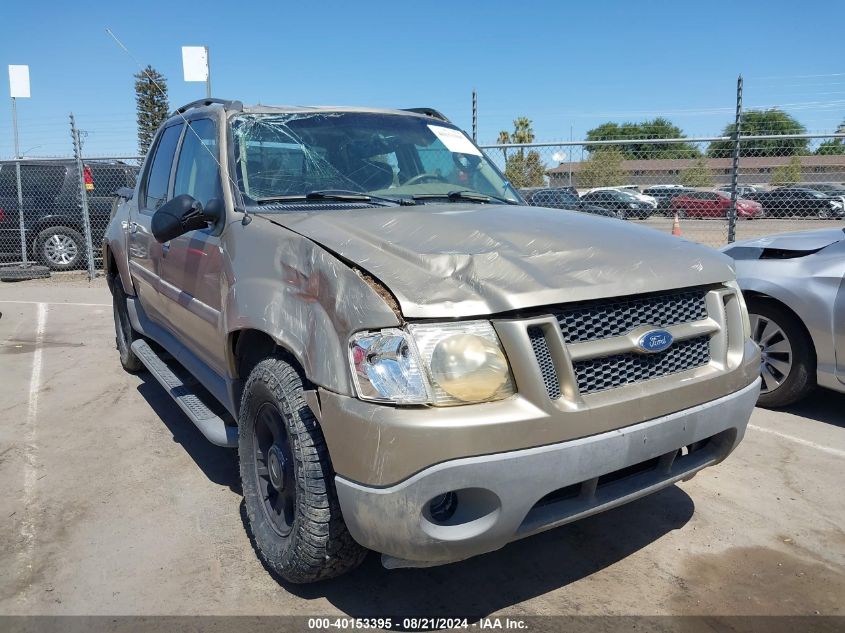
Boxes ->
[226,327,314,414]
[743,290,818,365]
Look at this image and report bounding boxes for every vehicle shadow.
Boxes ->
[773,387,845,429]
[278,484,695,620]
[135,375,241,493]
[135,368,695,617]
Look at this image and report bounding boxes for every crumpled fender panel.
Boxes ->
[222,215,400,395]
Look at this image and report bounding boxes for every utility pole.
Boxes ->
[727,75,743,244]
[471,89,477,141]
[70,113,96,281]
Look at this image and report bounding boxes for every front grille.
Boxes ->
[528,327,560,400]
[552,288,708,344]
[573,335,711,394]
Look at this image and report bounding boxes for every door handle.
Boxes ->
[161,241,171,255]
[128,221,139,234]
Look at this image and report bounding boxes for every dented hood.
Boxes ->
[259,204,735,318]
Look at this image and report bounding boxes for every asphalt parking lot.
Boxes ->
[641,216,845,246]
[0,274,843,619]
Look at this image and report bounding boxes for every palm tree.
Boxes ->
[497,130,510,162]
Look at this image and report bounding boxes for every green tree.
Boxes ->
[585,118,701,159]
[708,109,808,158]
[815,119,845,155]
[578,147,627,188]
[680,157,713,187]
[496,130,511,162]
[498,117,546,187]
[770,156,803,186]
[135,66,170,155]
[504,151,546,187]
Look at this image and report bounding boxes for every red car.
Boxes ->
[669,191,764,218]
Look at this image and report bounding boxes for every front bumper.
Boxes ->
[335,378,760,567]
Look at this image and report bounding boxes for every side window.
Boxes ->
[173,119,222,208]
[20,165,67,201]
[89,165,129,196]
[144,124,183,211]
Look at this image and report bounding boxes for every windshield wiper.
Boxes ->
[255,190,415,206]
[412,190,517,205]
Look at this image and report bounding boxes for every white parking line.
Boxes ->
[748,423,845,458]
[0,300,110,307]
[17,302,48,607]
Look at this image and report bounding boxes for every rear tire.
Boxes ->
[747,299,816,407]
[239,357,367,583]
[112,280,144,373]
[36,225,84,271]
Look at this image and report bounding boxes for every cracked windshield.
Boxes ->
[231,111,520,206]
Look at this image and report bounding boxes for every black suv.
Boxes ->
[744,187,845,219]
[580,189,655,220]
[519,187,619,218]
[0,160,138,270]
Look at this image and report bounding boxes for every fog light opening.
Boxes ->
[428,491,458,523]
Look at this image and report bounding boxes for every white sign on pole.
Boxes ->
[182,46,209,82]
[8,65,31,98]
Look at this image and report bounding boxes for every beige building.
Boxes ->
[547,155,845,188]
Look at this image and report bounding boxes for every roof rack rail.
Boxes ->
[402,107,450,122]
[172,98,243,116]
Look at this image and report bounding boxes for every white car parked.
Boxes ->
[584,187,658,208]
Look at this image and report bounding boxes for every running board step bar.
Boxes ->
[131,339,238,448]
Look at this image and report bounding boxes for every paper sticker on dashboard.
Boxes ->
[427,125,482,156]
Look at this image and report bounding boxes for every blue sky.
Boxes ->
[2,0,845,158]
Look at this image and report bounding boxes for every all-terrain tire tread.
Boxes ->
[239,357,366,583]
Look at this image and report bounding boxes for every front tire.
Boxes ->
[239,357,366,583]
[748,299,816,407]
[36,225,84,271]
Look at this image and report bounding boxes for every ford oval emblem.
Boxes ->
[637,329,674,354]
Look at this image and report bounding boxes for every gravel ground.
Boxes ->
[0,280,843,621]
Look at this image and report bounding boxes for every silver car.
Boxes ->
[723,228,845,406]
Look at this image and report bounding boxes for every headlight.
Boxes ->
[349,329,429,404]
[725,280,751,338]
[410,321,515,405]
[349,321,515,406]
[629,203,639,208]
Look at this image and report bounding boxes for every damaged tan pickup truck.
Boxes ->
[104,98,761,583]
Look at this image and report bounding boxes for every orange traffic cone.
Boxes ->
[672,212,682,237]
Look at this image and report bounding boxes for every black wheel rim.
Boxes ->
[253,403,296,538]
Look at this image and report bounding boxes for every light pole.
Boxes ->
[8,65,30,265]
[182,46,211,97]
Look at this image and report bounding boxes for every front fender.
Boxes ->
[222,218,401,395]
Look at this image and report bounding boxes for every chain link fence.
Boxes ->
[2,125,844,279]
[0,156,141,278]
[480,133,845,248]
